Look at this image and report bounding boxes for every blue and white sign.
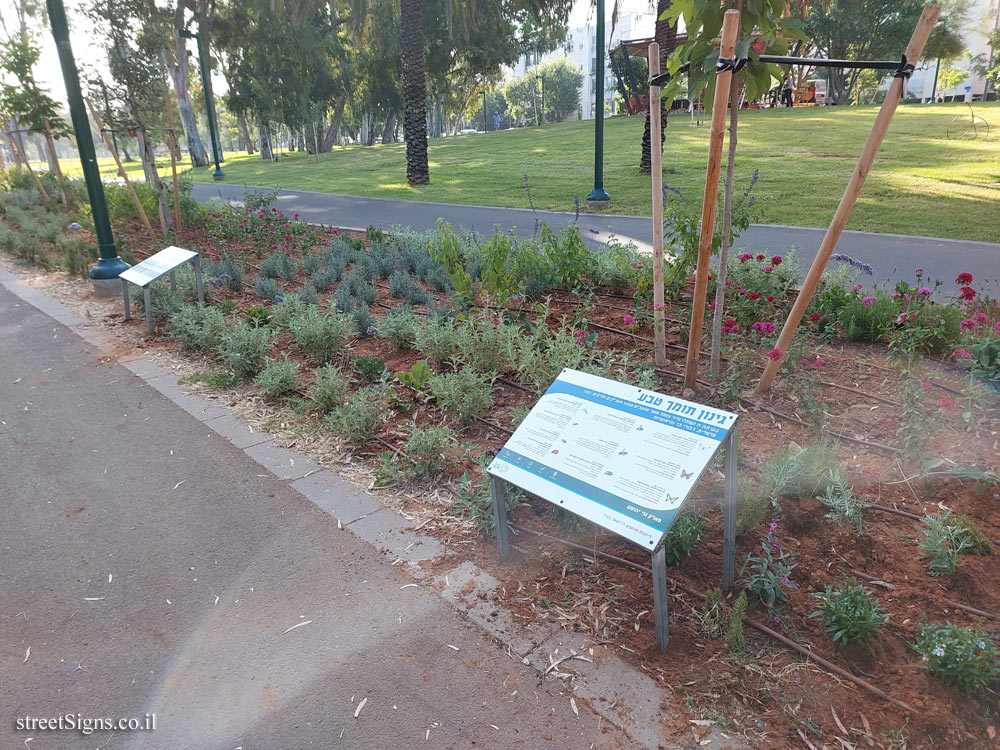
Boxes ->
[487,369,737,549]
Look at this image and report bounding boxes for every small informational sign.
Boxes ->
[119,246,198,287]
[487,369,737,549]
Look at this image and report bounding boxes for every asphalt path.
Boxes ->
[192,182,1000,297]
[0,283,636,750]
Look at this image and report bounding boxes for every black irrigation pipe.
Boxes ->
[649,55,905,87]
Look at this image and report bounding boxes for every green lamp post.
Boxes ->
[180,26,225,180]
[46,0,129,293]
[586,0,610,209]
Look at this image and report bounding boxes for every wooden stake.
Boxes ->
[44,119,70,208]
[7,129,51,203]
[165,97,183,234]
[756,3,939,394]
[683,9,740,389]
[84,97,154,235]
[648,42,666,366]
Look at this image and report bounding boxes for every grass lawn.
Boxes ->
[61,102,1000,242]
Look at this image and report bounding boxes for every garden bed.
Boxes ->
[3,187,999,750]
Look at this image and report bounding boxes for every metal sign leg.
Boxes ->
[169,269,176,290]
[490,474,511,560]
[121,279,131,320]
[722,425,739,592]
[652,546,669,649]
[143,286,153,333]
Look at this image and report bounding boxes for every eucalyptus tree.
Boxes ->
[0,34,69,169]
[159,0,209,166]
[88,0,172,231]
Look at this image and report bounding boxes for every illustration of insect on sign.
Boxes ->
[487,369,740,648]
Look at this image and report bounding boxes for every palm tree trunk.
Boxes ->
[640,0,677,173]
[401,0,429,184]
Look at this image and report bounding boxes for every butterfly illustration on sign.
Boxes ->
[604,471,614,476]
[618,449,628,456]
[551,449,559,454]
[680,469,693,480]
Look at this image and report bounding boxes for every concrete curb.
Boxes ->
[0,263,743,750]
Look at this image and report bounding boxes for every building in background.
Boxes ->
[507,0,656,120]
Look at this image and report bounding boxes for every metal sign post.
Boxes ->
[120,246,204,332]
[488,369,739,649]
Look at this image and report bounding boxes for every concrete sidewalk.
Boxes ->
[0,277,665,749]
[192,182,1000,296]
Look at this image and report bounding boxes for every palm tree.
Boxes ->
[639,0,677,173]
[401,0,429,184]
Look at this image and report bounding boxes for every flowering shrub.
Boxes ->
[913,622,999,694]
[741,522,796,622]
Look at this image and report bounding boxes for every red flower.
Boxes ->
[958,286,977,301]
[756,254,765,261]
[767,348,784,361]
[771,256,782,266]
[809,313,821,322]
[765,295,775,302]
[748,292,760,300]
[956,272,973,285]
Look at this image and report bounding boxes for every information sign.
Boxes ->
[119,246,198,287]
[120,246,204,332]
[487,369,737,549]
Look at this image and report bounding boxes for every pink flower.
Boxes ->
[995,321,1000,334]
[953,348,973,360]
[738,253,753,262]
[653,302,669,311]
[722,319,740,334]
[973,312,989,323]
[862,296,876,306]
[293,213,300,220]
[938,396,956,411]
[762,266,773,274]
[960,319,975,331]
[959,286,977,301]
[752,321,776,334]
[623,314,636,326]
[767,348,784,361]
[917,287,931,295]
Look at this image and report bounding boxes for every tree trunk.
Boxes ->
[640,0,677,173]
[381,112,397,143]
[135,125,169,237]
[161,13,209,168]
[401,0,429,184]
[236,113,255,154]
[296,129,305,151]
[710,0,743,379]
[259,122,273,161]
[710,76,739,378]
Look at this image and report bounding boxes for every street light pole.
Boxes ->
[46,0,129,294]
[180,26,224,180]
[483,90,488,132]
[587,0,610,209]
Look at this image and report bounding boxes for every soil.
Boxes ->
[6,213,999,750]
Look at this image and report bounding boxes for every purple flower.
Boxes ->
[917,287,931,295]
[862,296,877,306]
[366,325,380,337]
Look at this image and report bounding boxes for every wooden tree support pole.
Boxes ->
[168,129,182,234]
[44,119,70,208]
[84,97,154,235]
[7,129,51,203]
[165,97,183,234]
[756,3,939,394]
[684,9,740,389]
[648,42,667,366]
